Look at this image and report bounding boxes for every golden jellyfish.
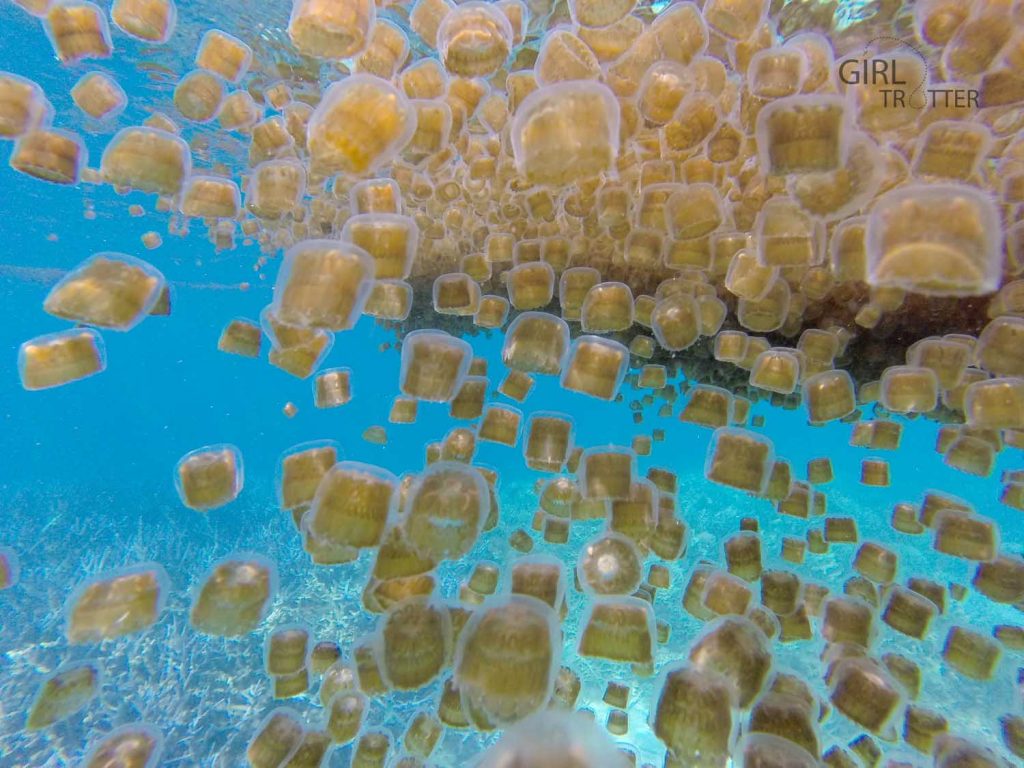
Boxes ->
[45,1,112,63]
[44,253,165,330]
[511,81,620,186]
[110,0,176,43]
[288,0,375,59]
[454,595,560,728]
[65,563,169,643]
[27,662,101,730]
[376,597,452,689]
[272,239,375,331]
[82,723,164,768]
[101,127,191,196]
[437,2,512,78]
[402,462,488,561]
[18,328,106,390]
[189,553,276,636]
[307,75,415,176]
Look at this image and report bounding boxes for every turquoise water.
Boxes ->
[1,0,1023,766]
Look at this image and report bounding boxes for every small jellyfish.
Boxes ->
[865,183,1002,296]
[83,723,164,768]
[363,280,413,322]
[689,616,772,708]
[399,329,472,402]
[307,75,414,175]
[174,444,243,511]
[27,662,101,730]
[173,70,223,123]
[190,553,275,636]
[248,708,304,765]
[377,597,451,690]
[18,328,106,390]
[217,318,262,358]
[246,159,306,219]
[577,532,642,596]
[65,562,169,643]
[454,595,560,728]
[44,253,164,331]
[305,461,396,553]
[288,0,374,59]
[266,624,311,677]
[437,3,512,78]
[272,240,375,331]
[278,440,338,512]
[9,128,85,185]
[511,81,619,186]
[342,213,419,280]
[651,664,735,766]
[71,72,126,120]
[110,0,176,43]
[705,427,775,495]
[101,127,191,196]
[403,462,488,561]
[477,710,631,767]
[524,412,574,472]
[0,73,53,139]
[195,29,252,83]
[45,2,112,63]
[578,596,655,664]
[561,336,629,400]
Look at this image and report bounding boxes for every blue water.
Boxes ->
[1,1,1023,766]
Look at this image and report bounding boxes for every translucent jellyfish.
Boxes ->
[181,175,240,219]
[433,273,480,316]
[400,330,472,402]
[402,462,488,561]
[248,708,304,765]
[174,444,243,511]
[43,253,164,331]
[101,127,191,196]
[356,19,409,80]
[277,441,338,511]
[651,664,734,766]
[18,328,105,390]
[580,282,634,333]
[476,404,520,447]
[509,555,565,610]
[803,369,856,423]
[266,625,311,678]
[749,349,801,394]
[195,29,252,83]
[0,73,53,139]
[45,2,112,63]
[828,656,903,733]
[502,312,569,376]
[524,412,574,472]
[364,279,413,322]
[65,562,169,644]
[437,2,512,78]
[71,72,126,120]
[879,365,939,413]
[110,0,175,43]
[754,198,823,268]
[476,710,631,767]
[27,662,101,730]
[307,75,415,175]
[9,127,84,184]
[189,553,276,636]
[377,597,451,689]
[246,159,306,219]
[748,47,808,98]
[288,0,374,58]
[976,316,1024,376]
[561,336,628,400]
[689,616,772,708]
[83,723,164,768]
[511,81,619,186]
[218,91,261,132]
[305,461,396,554]
[865,183,1002,296]
[403,710,442,758]
[577,532,642,596]
[342,213,419,280]
[578,596,655,664]
[272,240,374,331]
[579,445,635,501]
[173,70,223,123]
[733,733,818,768]
[474,295,510,329]
[454,595,560,728]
